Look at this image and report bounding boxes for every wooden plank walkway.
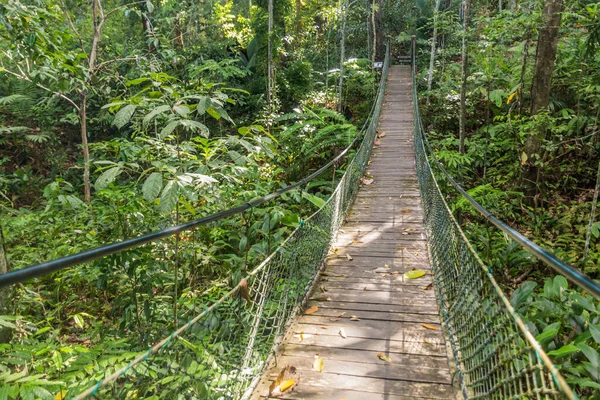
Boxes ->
[252,65,455,399]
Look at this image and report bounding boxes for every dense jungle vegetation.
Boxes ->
[0,0,599,398]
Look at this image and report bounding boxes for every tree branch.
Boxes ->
[105,1,147,19]
[59,0,87,56]
[95,57,139,73]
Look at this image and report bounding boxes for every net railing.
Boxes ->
[63,48,390,399]
[410,40,575,399]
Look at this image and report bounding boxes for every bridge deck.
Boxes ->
[252,66,455,399]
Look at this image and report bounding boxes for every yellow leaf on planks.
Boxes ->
[313,355,324,372]
[405,270,426,279]
[422,324,439,331]
[269,366,300,397]
[377,353,392,362]
[305,305,319,315]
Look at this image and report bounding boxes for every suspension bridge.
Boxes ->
[1,39,599,399]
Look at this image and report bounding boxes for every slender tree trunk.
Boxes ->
[80,92,91,204]
[428,0,443,92]
[371,1,376,66]
[499,0,502,12]
[0,227,10,343]
[267,0,274,119]
[584,161,600,259]
[338,0,349,112]
[375,0,384,61]
[459,0,470,154]
[295,0,302,34]
[523,0,563,201]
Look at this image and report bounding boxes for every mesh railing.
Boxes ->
[67,47,390,399]
[410,41,575,399]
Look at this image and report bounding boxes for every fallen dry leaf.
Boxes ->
[390,271,400,275]
[269,366,300,396]
[329,318,340,322]
[360,178,374,185]
[400,209,412,214]
[313,355,324,372]
[350,315,360,321]
[422,324,439,331]
[374,139,381,146]
[305,305,319,315]
[384,264,391,269]
[377,353,392,362]
[381,273,388,278]
[423,283,433,290]
[339,328,347,338]
[378,132,387,138]
[338,312,346,317]
[346,253,353,261]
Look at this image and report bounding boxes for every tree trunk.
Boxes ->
[371,1,376,67]
[267,0,274,117]
[459,0,470,154]
[523,0,563,200]
[0,227,11,343]
[428,0,443,92]
[80,91,91,204]
[375,0,384,61]
[338,0,349,112]
[295,0,302,34]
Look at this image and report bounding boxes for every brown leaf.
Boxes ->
[346,253,353,261]
[422,324,439,331]
[423,283,433,290]
[390,271,399,275]
[400,209,412,214]
[350,315,360,321]
[378,132,387,138]
[384,264,391,268]
[374,139,381,146]
[305,305,319,315]
[338,312,347,317]
[360,178,374,185]
[339,328,347,338]
[377,353,392,362]
[237,278,252,303]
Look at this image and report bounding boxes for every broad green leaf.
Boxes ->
[142,172,163,202]
[159,180,179,212]
[547,344,579,357]
[143,105,171,125]
[590,324,600,344]
[173,104,190,117]
[95,166,122,190]
[159,120,180,139]
[302,192,326,208]
[405,270,426,279]
[125,77,150,86]
[112,104,137,129]
[179,120,209,137]
[578,344,600,368]
[510,281,537,308]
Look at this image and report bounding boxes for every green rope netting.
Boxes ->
[411,56,575,399]
[71,49,390,400]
